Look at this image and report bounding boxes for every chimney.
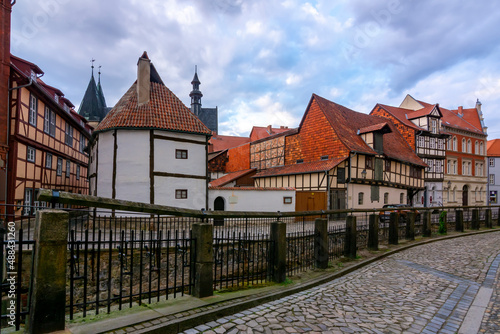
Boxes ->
[457,106,463,116]
[266,125,273,134]
[476,98,482,112]
[137,51,151,106]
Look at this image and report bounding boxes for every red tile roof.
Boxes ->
[209,168,256,187]
[96,81,211,135]
[250,126,292,141]
[487,139,500,157]
[311,95,426,166]
[209,134,251,152]
[375,104,422,130]
[254,157,347,178]
[358,122,390,134]
[440,106,484,135]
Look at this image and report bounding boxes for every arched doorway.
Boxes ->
[214,196,225,226]
[462,185,469,207]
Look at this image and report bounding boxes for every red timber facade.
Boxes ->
[253,94,426,211]
[0,0,13,212]
[7,55,92,216]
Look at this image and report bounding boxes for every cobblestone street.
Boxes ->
[181,232,500,334]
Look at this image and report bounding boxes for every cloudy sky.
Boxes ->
[10,0,500,137]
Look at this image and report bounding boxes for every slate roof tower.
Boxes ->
[189,67,218,133]
[78,61,109,126]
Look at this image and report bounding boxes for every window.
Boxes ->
[490,158,495,167]
[45,153,52,169]
[437,139,444,150]
[66,160,71,177]
[49,110,56,136]
[385,159,391,172]
[283,197,293,204]
[44,107,50,133]
[366,156,373,169]
[467,140,472,153]
[29,94,37,126]
[79,133,86,153]
[57,157,63,176]
[320,155,329,160]
[477,163,483,177]
[453,137,457,151]
[65,123,73,147]
[76,165,80,180]
[296,159,304,164]
[490,191,498,204]
[384,192,389,204]
[490,174,495,185]
[430,119,437,134]
[462,138,466,153]
[418,136,424,148]
[475,141,479,154]
[175,149,188,159]
[54,94,59,103]
[453,160,457,174]
[429,138,436,149]
[462,161,467,175]
[175,189,188,199]
[447,160,451,174]
[447,138,452,150]
[358,192,364,205]
[435,160,442,173]
[24,188,33,216]
[400,193,404,204]
[480,142,484,155]
[427,159,433,172]
[27,146,35,162]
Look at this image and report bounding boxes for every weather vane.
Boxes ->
[91,58,95,75]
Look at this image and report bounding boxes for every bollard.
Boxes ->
[28,210,69,334]
[455,210,464,232]
[344,216,357,259]
[192,223,213,298]
[406,212,415,241]
[270,221,286,283]
[422,211,432,237]
[368,214,379,251]
[314,218,328,269]
[471,209,480,230]
[388,212,399,245]
[485,208,492,228]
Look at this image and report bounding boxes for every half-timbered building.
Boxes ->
[6,55,92,216]
[254,94,426,211]
[89,52,212,211]
[370,95,450,207]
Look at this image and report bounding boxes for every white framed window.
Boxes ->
[467,139,472,153]
[66,160,71,177]
[480,142,484,155]
[475,141,479,154]
[27,146,35,162]
[490,174,495,185]
[76,165,80,180]
[57,157,63,176]
[418,136,425,148]
[453,160,457,174]
[453,137,457,151]
[490,158,495,167]
[65,123,73,147]
[24,188,33,216]
[45,153,52,168]
[29,94,37,126]
[283,197,292,204]
[358,192,364,205]
[447,138,452,150]
[462,161,467,175]
[427,159,434,172]
[429,138,436,149]
[437,139,444,150]
[44,108,56,136]
[54,94,59,103]
[435,160,442,173]
[462,138,466,153]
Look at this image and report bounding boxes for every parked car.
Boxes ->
[379,204,421,223]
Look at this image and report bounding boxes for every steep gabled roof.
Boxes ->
[209,135,251,152]
[374,104,422,130]
[250,126,293,141]
[440,106,484,135]
[254,158,347,178]
[95,54,211,136]
[304,95,426,167]
[78,74,106,121]
[487,139,500,157]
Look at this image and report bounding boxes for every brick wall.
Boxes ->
[445,130,487,177]
[370,105,416,149]
[226,143,250,173]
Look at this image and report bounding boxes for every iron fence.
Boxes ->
[286,231,315,275]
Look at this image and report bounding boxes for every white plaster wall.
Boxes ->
[208,189,296,212]
[155,176,206,210]
[154,130,206,177]
[95,131,114,199]
[348,183,406,210]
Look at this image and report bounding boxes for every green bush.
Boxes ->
[438,211,447,235]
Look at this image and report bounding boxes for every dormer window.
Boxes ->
[296,159,304,164]
[320,155,329,160]
[30,70,37,81]
[63,104,69,112]
[54,94,59,103]
[430,119,437,134]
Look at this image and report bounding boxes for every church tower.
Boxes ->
[190,66,202,116]
[78,60,109,129]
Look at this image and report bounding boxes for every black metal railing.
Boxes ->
[286,230,315,275]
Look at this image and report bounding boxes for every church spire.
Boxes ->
[78,59,109,122]
[189,65,203,116]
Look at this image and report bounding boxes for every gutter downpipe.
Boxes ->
[347,152,356,211]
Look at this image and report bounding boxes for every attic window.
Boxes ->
[320,155,329,160]
[63,104,70,113]
[30,70,37,81]
[54,94,59,103]
[296,159,304,164]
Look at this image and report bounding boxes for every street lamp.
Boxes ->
[361,169,367,179]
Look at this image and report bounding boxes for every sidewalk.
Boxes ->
[65,228,499,334]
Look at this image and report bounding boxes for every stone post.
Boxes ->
[368,214,379,250]
[497,208,500,227]
[455,210,464,232]
[485,208,492,228]
[388,212,399,245]
[28,210,69,334]
[314,218,328,269]
[471,209,480,230]
[344,216,357,259]
[422,210,432,237]
[406,212,415,241]
[270,221,286,283]
[192,223,213,298]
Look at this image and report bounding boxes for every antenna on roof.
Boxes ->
[90,58,95,76]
